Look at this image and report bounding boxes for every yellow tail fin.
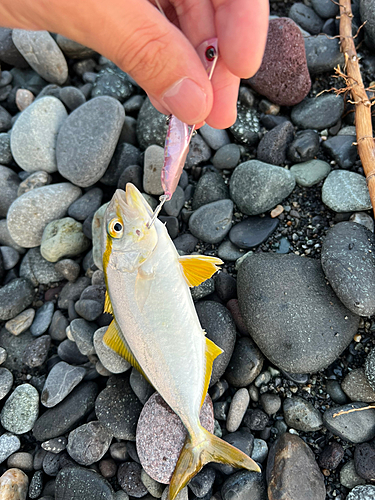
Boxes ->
[168,426,260,500]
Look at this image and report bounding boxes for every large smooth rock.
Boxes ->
[55,466,115,500]
[237,253,359,373]
[230,160,295,216]
[247,18,310,106]
[12,30,68,84]
[321,222,375,316]
[10,96,67,173]
[322,170,372,212]
[267,433,326,500]
[323,403,375,443]
[56,96,125,187]
[7,183,81,248]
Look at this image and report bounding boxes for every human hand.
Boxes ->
[0,0,269,128]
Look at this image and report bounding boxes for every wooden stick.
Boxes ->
[339,0,375,213]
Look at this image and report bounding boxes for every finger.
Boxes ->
[170,0,216,45]
[213,0,269,78]
[205,60,240,129]
[6,0,214,125]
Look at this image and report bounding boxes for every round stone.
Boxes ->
[67,421,113,466]
[290,160,331,187]
[41,361,86,407]
[118,462,148,498]
[30,301,54,336]
[0,165,20,217]
[0,278,35,321]
[323,403,375,443]
[229,217,279,249]
[7,183,82,248]
[221,470,267,500]
[212,143,241,170]
[137,393,214,484]
[143,145,164,196]
[10,96,68,173]
[68,188,103,221]
[0,468,29,499]
[40,217,90,262]
[322,170,372,212]
[291,95,344,130]
[230,160,295,216]
[226,388,250,433]
[0,383,39,434]
[283,396,323,432]
[15,88,35,111]
[94,327,131,374]
[192,172,229,210]
[188,199,233,244]
[22,334,51,368]
[12,29,68,84]
[136,98,168,149]
[56,96,125,187]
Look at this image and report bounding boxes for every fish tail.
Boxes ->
[168,425,261,500]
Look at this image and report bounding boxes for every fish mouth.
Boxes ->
[112,184,153,223]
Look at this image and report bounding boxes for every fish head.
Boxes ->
[102,184,158,273]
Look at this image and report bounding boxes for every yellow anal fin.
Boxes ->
[179,255,223,288]
[103,320,150,383]
[104,291,113,315]
[201,337,223,408]
[168,426,261,500]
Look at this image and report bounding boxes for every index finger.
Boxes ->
[213,0,269,78]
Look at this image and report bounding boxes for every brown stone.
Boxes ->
[267,433,326,500]
[247,18,311,106]
[0,468,29,500]
[136,393,214,484]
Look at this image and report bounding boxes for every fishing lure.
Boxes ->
[102,184,260,500]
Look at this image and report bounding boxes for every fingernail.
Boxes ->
[161,78,208,124]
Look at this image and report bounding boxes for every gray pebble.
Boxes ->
[0,346,7,365]
[212,143,240,170]
[323,403,375,443]
[290,159,331,187]
[20,247,64,285]
[0,246,20,270]
[7,451,33,472]
[326,379,347,405]
[57,96,125,187]
[340,459,366,489]
[289,3,323,34]
[291,95,344,130]
[68,188,103,221]
[322,170,371,212]
[221,470,267,500]
[188,467,215,498]
[230,160,295,216]
[59,86,86,111]
[136,98,168,149]
[22,334,51,368]
[12,30,68,84]
[283,396,323,432]
[54,259,80,282]
[342,368,375,403]
[225,337,264,388]
[0,165,20,217]
[101,142,141,186]
[118,462,148,498]
[229,104,260,146]
[7,182,82,248]
[0,367,13,400]
[141,469,164,498]
[94,326,131,374]
[30,301,54,336]
[260,394,281,415]
[70,318,97,355]
[58,276,91,309]
[0,132,12,164]
[186,134,211,168]
[49,310,68,341]
[305,36,344,75]
[41,361,86,407]
[191,278,215,301]
[129,368,154,405]
[226,388,250,432]
[0,383,39,434]
[0,433,21,464]
[55,466,115,500]
[257,121,294,166]
[365,348,375,391]
[217,240,244,261]
[347,485,375,500]
[192,172,228,210]
[199,124,230,150]
[311,0,338,18]
[189,199,233,244]
[251,439,268,464]
[350,212,374,232]
[0,277,35,321]
[67,420,113,466]
[10,96,67,173]
[57,339,88,365]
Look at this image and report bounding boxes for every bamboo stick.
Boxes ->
[338,0,375,213]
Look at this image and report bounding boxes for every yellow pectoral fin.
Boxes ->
[179,255,223,287]
[104,291,114,315]
[201,337,223,408]
[103,320,151,383]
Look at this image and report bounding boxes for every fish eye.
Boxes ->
[108,219,124,238]
[205,46,216,61]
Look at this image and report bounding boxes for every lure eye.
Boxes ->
[205,46,216,61]
[108,219,124,238]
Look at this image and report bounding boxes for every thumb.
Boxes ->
[2,0,213,125]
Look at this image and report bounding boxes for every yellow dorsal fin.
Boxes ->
[179,255,223,288]
[103,320,150,383]
[104,291,113,315]
[201,337,223,408]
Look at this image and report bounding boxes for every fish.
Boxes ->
[101,183,260,500]
[161,38,219,201]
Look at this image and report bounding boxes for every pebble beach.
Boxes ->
[2,1,375,499]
